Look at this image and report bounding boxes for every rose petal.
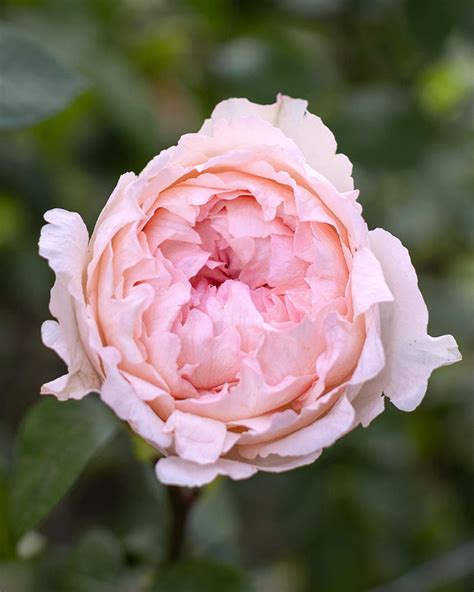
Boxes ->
[164,410,228,464]
[239,395,355,459]
[100,348,171,451]
[155,456,257,487]
[366,229,461,411]
[351,247,393,317]
[39,209,101,399]
[203,95,354,192]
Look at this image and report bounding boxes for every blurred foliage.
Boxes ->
[10,397,118,540]
[0,0,473,591]
[0,22,85,129]
[154,559,251,592]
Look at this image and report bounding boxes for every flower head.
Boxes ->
[40,96,461,486]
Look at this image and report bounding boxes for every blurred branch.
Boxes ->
[368,539,474,592]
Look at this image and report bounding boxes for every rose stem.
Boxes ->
[166,485,200,563]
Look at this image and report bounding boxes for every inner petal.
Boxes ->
[116,171,356,409]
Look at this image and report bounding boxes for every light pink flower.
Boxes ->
[39,96,461,487]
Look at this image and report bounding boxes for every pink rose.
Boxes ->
[39,96,461,487]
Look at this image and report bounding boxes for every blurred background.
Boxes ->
[0,0,473,591]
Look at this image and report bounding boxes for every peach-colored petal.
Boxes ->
[315,313,365,391]
[224,196,291,239]
[144,209,201,251]
[100,348,171,451]
[88,173,139,282]
[146,331,197,399]
[232,388,342,447]
[176,358,313,422]
[267,234,308,289]
[155,456,257,487]
[242,450,323,473]
[203,95,354,192]
[351,247,393,316]
[239,237,270,289]
[239,395,355,459]
[348,309,386,388]
[177,309,242,389]
[206,280,265,353]
[160,241,211,278]
[256,318,323,385]
[163,410,228,464]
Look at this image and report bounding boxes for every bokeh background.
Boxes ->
[1,1,473,591]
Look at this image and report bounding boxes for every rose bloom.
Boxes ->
[40,96,461,487]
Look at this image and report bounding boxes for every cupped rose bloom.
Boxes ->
[39,96,461,487]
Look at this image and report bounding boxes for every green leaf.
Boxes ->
[64,528,147,592]
[10,396,118,540]
[65,528,125,592]
[0,23,85,129]
[188,480,241,563]
[0,561,33,592]
[74,529,123,576]
[154,560,253,592]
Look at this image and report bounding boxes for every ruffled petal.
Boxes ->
[351,247,393,316]
[100,348,172,451]
[155,456,257,487]
[164,410,228,464]
[233,450,323,473]
[366,229,461,411]
[204,95,354,193]
[176,358,313,422]
[239,395,355,459]
[39,209,101,399]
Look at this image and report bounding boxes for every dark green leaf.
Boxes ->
[154,559,253,592]
[0,23,85,129]
[10,396,117,539]
[72,529,123,579]
[188,480,241,563]
[65,528,126,592]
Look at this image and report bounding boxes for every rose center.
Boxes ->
[190,243,242,288]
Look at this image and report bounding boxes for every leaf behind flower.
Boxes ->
[0,23,85,129]
[10,396,118,540]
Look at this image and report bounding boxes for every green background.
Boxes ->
[0,0,473,590]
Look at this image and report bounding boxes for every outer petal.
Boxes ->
[39,209,101,399]
[203,95,354,192]
[239,395,355,459]
[155,456,257,487]
[233,450,323,474]
[163,410,228,465]
[351,247,393,317]
[231,388,341,447]
[366,229,461,412]
[100,348,172,451]
[155,449,322,486]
